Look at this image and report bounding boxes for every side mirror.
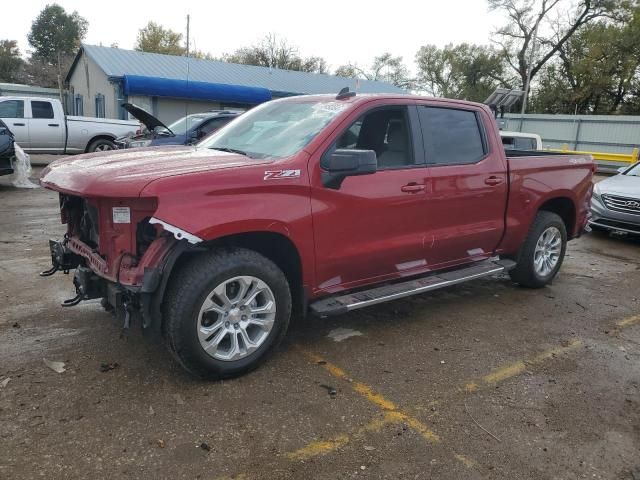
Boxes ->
[321,149,377,189]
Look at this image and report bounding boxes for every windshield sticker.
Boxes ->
[264,170,301,180]
[311,102,348,113]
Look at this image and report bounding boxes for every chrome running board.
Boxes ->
[310,259,515,317]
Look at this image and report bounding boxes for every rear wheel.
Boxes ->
[509,211,567,288]
[87,138,115,152]
[163,248,291,379]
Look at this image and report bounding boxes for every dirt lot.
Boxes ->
[0,167,639,479]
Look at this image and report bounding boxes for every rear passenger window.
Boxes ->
[0,100,24,118]
[419,107,486,165]
[31,101,54,119]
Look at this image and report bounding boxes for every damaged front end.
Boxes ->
[41,193,196,330]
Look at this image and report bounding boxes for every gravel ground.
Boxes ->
[0,165,638,479]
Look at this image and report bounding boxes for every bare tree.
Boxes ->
[223,33,328,73]
[490,0,621,90]
[335,53,414,89]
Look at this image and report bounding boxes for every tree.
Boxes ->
[135,22,185,56]
[0,40,25,83]
[489,0,623,93]
[21,57,61,88]
[28,4,88,62]
[531,10,640,114]
[415,43,510,101]
[223,34,328,73]
[335,53,413,89]
[27,4,87,96]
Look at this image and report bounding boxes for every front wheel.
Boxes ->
[163,248,292,379]
[87,138,115,152]
[509,211,567,288]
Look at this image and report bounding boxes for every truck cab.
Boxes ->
[0,96,62,150]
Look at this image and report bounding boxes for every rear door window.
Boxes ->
[418,106,486,165]
[0,100,24,118]
[31,101,54,119]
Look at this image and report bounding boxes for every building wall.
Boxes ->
[67,52,119,118]
[154,98,222,124]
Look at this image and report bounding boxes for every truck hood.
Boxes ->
[40,146,271,197]
[122,102,172,134]
[598,173,640,197]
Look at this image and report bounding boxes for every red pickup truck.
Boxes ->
[40,92,594,379]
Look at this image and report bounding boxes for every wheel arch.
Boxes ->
[152,230,307,333]
[537,196,576,238]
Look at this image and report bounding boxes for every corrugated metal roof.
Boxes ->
[73,44,404,96]
[0,82,59,95]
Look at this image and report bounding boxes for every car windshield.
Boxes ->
[161,114,208,135]
[624,162,640,176]
[198,99,349,159]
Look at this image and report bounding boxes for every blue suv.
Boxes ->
[116,103,241,149]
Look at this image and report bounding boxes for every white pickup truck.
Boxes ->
[0,96,139,153]
[500,130,543,151]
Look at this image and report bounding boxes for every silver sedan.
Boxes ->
[590,162,640,234]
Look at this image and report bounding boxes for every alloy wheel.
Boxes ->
[533,226,562,277]
[196,276,276,361]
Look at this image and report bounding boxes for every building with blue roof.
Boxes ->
[65,44,404,123]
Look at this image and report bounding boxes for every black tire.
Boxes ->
[87,138,115,152]
[509,211,567,288]
[162,248,292,379]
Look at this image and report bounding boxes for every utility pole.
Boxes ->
[521,22,539,115]
[186,14,190,57]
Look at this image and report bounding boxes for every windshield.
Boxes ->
[198,99,349,159]
[161,114,208,135]
[624,162,640,176]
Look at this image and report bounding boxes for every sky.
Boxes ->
[8,0,502,72]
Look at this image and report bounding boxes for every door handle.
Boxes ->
[12,122,25,126]
[401,183,426,193]
[484,176,504,186]
[48,123,59,127]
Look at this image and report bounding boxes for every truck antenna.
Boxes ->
[336,87,356,100]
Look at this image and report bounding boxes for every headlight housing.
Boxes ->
[128,139,152,149]
[592,183,602,203]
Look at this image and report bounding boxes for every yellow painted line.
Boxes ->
[302,350,440,444]
[465,339,583,391]
[617,315,640,328]
[483,360,527,385]
[352,381,398,411]
[454,453,476,468]
[286,411,402,461]
[287,434,351,461]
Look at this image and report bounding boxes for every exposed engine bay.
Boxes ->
[41,193,184,329]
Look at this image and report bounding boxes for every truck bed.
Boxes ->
[498,151,594,255]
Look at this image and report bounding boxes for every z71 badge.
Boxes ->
[263,169,301,180]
